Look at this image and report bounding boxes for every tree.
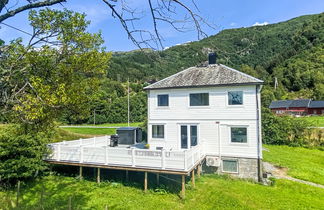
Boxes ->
[0,8,111,130]
[0,0,213,49]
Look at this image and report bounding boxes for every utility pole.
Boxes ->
[93,109,96,125]
[128,78,130,127]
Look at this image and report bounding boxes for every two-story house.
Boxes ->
[144,55,263,180]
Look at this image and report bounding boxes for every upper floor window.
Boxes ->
[190,93,209,106]
[228,91,243,105]
[157,94,169,106]
[152,125,164,139]
[231,127,247,143]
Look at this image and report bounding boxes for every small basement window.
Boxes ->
[152,125,164,139]
[157,94,169,106]
[222,159,238,173]
[190,93,209,106]
[231,127,247,143]
[228,91,243,105]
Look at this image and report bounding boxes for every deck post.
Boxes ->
[79,166,83,180]
[197,164,201,178]
[181,175,185,199]
[161,149,166,169]
[97,168,101,183]
[57,144,61,161]
[93,137,96,146]
[144,172,148,192]
[131,148,135,167]
[184,150,187,170]
[156,173,160,186]
[79,138,82,146]
[191,170,195,188]
[126,170,129,181]
[105,146,109,165]
[80,146,84,163]
[106,135,109,143]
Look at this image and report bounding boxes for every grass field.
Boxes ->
[61,127,117,135]
[0,174,323,209]
[60,122,142,136]
[62,122,142,127]
[298,115,324,127]
[263,144,324,185]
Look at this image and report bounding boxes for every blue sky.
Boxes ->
[0,0,323,51]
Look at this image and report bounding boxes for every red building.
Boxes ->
[269,99,324,116]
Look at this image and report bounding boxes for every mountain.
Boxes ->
[106,13,324,101]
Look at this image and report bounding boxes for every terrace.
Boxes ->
[45,136,205,175]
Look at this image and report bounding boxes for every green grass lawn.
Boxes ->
[63,122,142,127]
[0,175,323,209]
[298,115,324,127]
[59,122,143,136]
[61,127,117,135]
[263,144,324,185]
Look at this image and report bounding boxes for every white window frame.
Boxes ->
[229,126,249,145]
[222,158,239,174]
[157,94,169,108]
[151,124,166,140]
[188,92,210,108]
[178,123,199,150]
[226,90,244,107]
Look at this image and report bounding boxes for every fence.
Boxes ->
[47,136,205,172]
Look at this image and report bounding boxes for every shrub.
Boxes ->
[0,126,49,185]
[262,108,312,146]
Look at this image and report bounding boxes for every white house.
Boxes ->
[144,56,263,180]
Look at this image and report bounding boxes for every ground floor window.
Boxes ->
[230,127,247,143]
[222,159,238,173]
[152,125,164,139]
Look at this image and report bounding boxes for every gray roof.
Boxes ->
[309,101,324,108]
[144,64,263,90]
[289,99,311,108]
[269,100,293,109]
[269,99,314,109]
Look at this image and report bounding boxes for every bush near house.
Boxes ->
[0,126,49,185]
[261,108,322,146]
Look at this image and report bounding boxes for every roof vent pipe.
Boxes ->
[208,52,217,65]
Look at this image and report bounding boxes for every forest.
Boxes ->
[63,13,324,125]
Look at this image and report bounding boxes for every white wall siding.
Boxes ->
[148,86,257,120]
[148,119,258,159]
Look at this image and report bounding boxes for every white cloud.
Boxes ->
[253,21,269,26]
[230,22,236,27]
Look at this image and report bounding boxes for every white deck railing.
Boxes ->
[47,136,205,171]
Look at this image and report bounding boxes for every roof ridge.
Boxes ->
[220,64,264,83]
[144,66,196,90]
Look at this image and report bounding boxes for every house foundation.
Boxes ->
[203,157,260,181]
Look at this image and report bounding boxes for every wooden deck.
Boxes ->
[46,136,205,175]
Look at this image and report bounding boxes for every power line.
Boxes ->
[0,22,59,46]
[1,22,34,37]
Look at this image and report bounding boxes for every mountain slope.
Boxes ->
[107,13,324,101]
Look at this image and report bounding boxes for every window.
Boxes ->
[190,93,209,106]
[228,91,243,105]
[190,125,198,146]
[231,127,247,143]
[157,94,169,106]
[152,125,164,139]
[181,125,198,149]
[222,159,238,173]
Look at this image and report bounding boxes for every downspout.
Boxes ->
[256,85,262,182]
[216,121,221,173]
